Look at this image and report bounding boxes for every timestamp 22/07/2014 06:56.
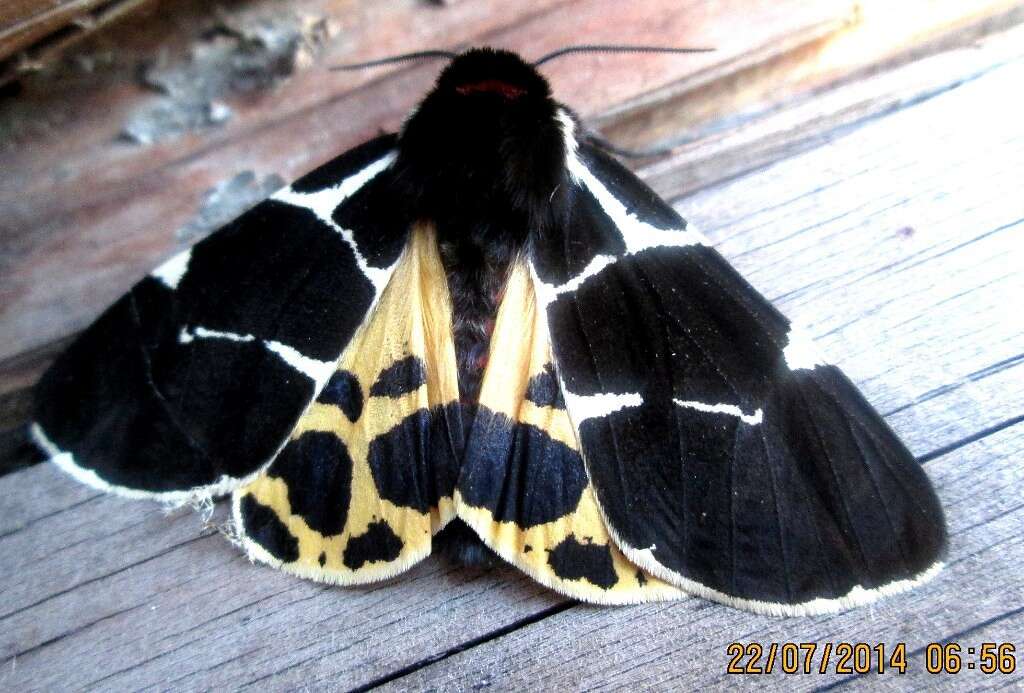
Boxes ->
[726,641,1018,676]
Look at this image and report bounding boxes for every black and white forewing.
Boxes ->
[532,113,947,615]
[33,135,413,503]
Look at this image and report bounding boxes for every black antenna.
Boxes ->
[330,49,458,71]
[534,44,714,67]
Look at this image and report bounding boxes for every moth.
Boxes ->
[32,46,946,615]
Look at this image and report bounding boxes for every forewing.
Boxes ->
[533,128,947,615]
[33,135,410,502]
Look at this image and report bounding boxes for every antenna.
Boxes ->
[331,49,458,71]
[534,44,714,67]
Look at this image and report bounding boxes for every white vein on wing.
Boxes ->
[556,255,617,295]
[179,326,256,343]
[561,390,642,421]
[273,152,397,293]
[557,111,708,254]
[674,399,764,425]
[265,340,336,389]
[533,112,708,303]
[179,325,333,386]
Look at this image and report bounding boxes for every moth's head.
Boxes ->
[436,48,551,104]
[396,47,567,224]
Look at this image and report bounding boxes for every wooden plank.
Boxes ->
[0,465,563,691]
[379,425,1024,691]
[0,0,115,58]
[0,0,845,186]
[640,18,1024,198]
[1,36,1021,690]
[0,0,570,179]
[0,0,155,81]
[600,0,1024,153]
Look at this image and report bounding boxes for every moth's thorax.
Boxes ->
[395,48,568,226]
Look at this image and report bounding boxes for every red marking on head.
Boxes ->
[455,79,527,99]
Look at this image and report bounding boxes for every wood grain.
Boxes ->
[640,19,1024,199]
[2,24,1022,688]
[599,0,1024,152]
[0,0,150,69]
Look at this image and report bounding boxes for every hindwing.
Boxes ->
[234,224,462,583]
[456,262,683,603]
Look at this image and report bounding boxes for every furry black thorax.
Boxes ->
[394,48,569,231]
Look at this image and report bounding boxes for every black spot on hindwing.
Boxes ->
[343,519,404,570]
[547,535,618,589]
[240,495,300,563]
[268,431,354,536]
[524,364,565,409]
[370,355,428,398]
[318,370,363,422]
[458,407,586,528]
[366,403,462,513]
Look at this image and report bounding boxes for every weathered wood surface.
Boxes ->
[1,8,1023,687]
[0,0,156,84]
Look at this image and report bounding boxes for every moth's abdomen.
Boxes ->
[436,217,527,566]
[438,219,524,414]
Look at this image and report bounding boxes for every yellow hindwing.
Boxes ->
[233,223,460,585]
[456,261,685,604]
